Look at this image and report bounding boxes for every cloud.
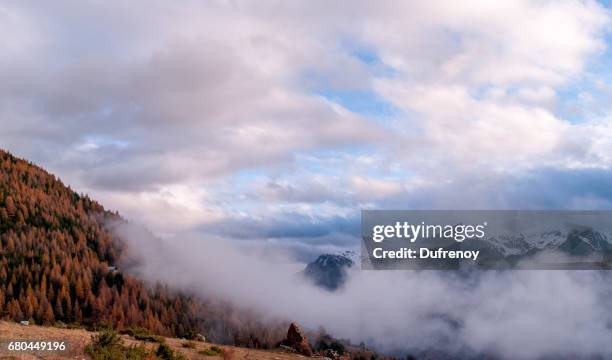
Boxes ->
[0,1,387,196]
[1,0,612,269]
[114,221,612,359]
[360,0,608,86]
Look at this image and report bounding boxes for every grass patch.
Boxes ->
[199,346,223,356]
[135,333,165,343]
[120,326,165,343]
[86,328,149,360]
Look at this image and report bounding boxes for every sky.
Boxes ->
[2,0,612,259]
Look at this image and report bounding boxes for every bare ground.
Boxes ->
[0,321,306,360]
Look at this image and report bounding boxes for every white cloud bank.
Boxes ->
[115,222,612,359]
[1,1,612,236]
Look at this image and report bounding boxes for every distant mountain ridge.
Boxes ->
[475,227,612,256]
[449,226,612,269]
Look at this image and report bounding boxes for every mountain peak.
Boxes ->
[302,252,355,291]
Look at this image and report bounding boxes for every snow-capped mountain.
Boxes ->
[479,227,612,257]
[302,251,356,291]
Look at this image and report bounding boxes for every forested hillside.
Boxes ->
[0,149,203,337]
[0,149,346,352]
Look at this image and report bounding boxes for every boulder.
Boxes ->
[280,322,312,356]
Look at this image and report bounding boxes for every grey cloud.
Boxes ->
[198,211,358,242]
[198,167,612,254]
[256,180,351,205]
[0,36,386,192]
[1,0,610,198]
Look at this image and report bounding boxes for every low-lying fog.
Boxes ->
[114,222,612,359]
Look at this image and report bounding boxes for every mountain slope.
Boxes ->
[0,149,203,337]
[0,150,375,355]
[0,320,306,360]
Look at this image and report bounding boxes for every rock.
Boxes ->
[322,349,340,359]
[280,322,313,356]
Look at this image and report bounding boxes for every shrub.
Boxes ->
[91,328,122,348]
[123,346,149,360]
[315,334,346,355]
[156,343,186,360]
[120,326,165,343]
[135,334,165,343]
[119,327,144,337]
[90,322,113,332]
[86,328,149,360]
[198,346,223,356]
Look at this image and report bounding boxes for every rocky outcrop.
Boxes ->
[279,322,312,356]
